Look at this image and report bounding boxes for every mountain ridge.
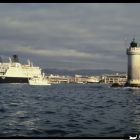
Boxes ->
[43,68,125,76]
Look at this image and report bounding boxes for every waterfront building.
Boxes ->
[47,74,71,84]
[74,75,100,84]
[103,73,127,85]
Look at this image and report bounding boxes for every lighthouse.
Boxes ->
[126,39,140,87]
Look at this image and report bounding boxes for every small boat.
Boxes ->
[28,73,51,86]
[86,78,99,83]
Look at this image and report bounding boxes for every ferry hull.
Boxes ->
[0,77,28,83]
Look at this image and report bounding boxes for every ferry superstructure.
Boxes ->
[0,55,43,83]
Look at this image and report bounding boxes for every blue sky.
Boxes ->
[0,3,139,71]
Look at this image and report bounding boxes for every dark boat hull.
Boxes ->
[0,77,28,83]
[124,82,140,88]
[111,83,124,87]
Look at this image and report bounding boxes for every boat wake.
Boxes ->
[123,86,140,90]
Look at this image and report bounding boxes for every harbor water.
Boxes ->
[0,83,140,138]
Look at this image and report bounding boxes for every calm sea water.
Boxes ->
[0,83,140,138]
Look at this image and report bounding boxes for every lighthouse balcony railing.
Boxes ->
[127,48,140,54]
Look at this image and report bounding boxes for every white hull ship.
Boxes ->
[0,55,46,84]
[28,73,51,86]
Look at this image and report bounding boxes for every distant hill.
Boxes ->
[43,68,125,76]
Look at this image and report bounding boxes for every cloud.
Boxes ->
[0,3,139,71]
[11,45,95,58]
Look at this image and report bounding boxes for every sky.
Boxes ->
[0,3,139,71]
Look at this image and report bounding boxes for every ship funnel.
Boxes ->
[12,55,19,62]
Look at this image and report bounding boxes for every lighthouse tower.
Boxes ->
[126,39,140,87]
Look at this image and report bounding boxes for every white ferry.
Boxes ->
[0,55,45,83]
[28,73,51,86]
